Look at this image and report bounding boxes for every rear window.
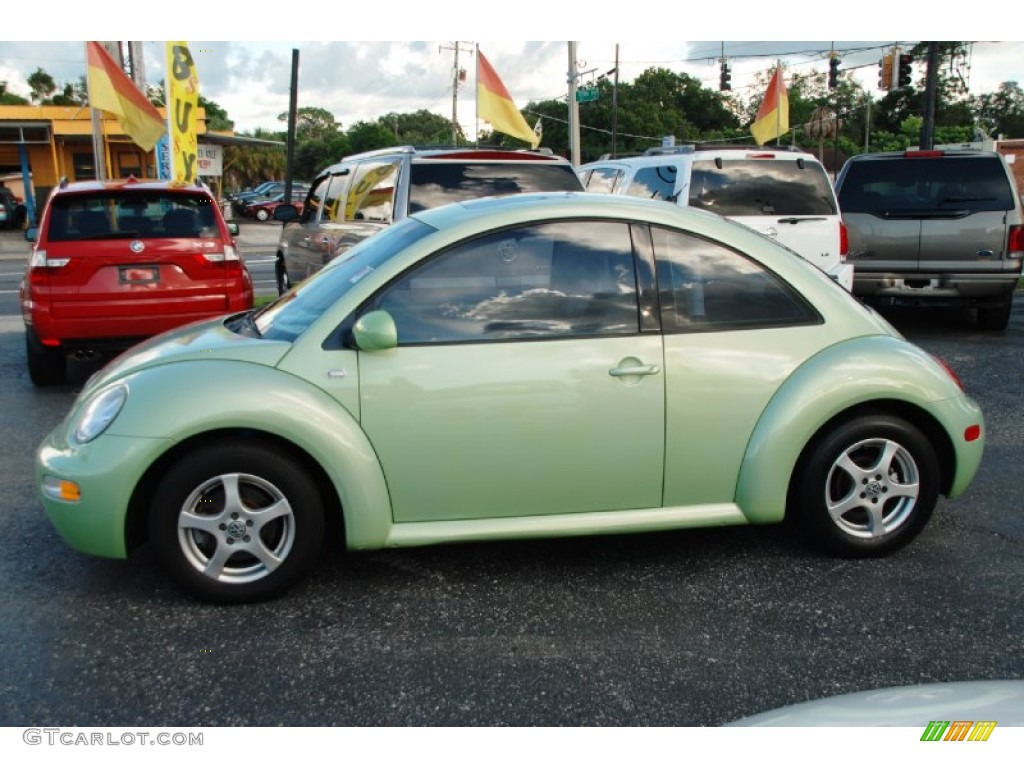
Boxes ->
[408,162,583,213]
[687,158,837,216]
[838,156,1015,214]
[46,191,218,241]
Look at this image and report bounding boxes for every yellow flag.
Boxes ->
[86,41,165,152]
[165,42,200,182]
[751,67,790,146]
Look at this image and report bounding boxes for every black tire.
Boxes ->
[789,414,939,557]
[275,258,292,295]
[977,293,1013,332]
[25,328,67,386]
[149,441,325,603]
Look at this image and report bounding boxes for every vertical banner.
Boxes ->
[165,42,199,182]
[156,134,172,180]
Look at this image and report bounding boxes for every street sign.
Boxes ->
[575,87,599,103]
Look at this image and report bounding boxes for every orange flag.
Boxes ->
[477,50,539,148]
[86,41,165,152]
[751,66,790,146]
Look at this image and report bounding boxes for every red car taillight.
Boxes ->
[1007,224,1023,259]
[27,249,70,285]
[839,220,849,259]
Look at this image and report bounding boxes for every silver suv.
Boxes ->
[835,149,1023,331]
[578,145,853,291]
[273,146,584,293]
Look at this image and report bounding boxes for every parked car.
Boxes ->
[242,189,309,221]
[578,145,854,291]
[272,145,585,294]
[0,186,27,230]
[835,149,1024,331]
[21,177,254,386]
[36,192,984,602]
[228,181,286,216]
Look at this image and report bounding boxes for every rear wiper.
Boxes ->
[940,196,994,204]
[777,216,827,224]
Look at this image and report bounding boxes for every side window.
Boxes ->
[583,167,622,194]
[625,166,678,201]
[652,227,819,333]
[320,171,351,224]
[370,220,640,344]
[346,161,399,222]
[301,175,331,223]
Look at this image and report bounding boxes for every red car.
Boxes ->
[245,192,306,221]
[21,178,254,386]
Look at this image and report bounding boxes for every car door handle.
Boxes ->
[609,364,660,377]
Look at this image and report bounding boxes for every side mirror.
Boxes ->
[227,222,239,236]
[273,204,299,223]
[25,227,37,242]
[352,310,398,351]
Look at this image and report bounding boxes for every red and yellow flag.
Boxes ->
[86,41,165,152]
[751,66,790,146]
[477,50,539,148]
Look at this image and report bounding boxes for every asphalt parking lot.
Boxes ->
[0,222,1021,726]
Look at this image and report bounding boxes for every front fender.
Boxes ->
[735,335,977,523]
[110,360,392,548]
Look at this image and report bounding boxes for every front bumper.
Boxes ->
[37,430,172,559]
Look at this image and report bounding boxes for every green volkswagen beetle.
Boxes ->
[36,192,985,602]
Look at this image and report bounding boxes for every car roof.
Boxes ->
[581,145,821,169]
[53,178,212,195]
[336,145,571,164]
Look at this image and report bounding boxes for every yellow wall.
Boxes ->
[0,104,207,196]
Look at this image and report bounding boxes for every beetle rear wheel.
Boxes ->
[790,414,939,556]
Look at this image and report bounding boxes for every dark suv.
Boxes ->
[836,149,1023,330]
[272,146,584,293]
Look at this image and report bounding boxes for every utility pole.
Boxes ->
[440,42,472,144]
[611,44,619,158]
[919,42,939,150]
[568,42,580,166]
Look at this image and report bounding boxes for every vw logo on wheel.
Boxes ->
[129,240,145,253]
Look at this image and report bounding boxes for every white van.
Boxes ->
[579,145,853,291]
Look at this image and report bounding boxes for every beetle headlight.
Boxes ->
[71,383,128,444]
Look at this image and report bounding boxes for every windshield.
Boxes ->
[687,158,837,216]
[408,162,583,213]
[47,190,218,240]
[253,216,436,341]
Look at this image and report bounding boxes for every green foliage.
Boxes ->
[0,81,30,105]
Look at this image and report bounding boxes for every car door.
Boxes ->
[356,219,666,524]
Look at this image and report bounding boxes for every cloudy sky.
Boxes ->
[2,14,1021,138]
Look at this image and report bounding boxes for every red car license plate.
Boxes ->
[119,266,159,284]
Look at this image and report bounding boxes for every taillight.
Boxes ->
[1007,224,1023,259]
[27,249,70,285]
[200,244,244,271]
[903,150,944,158]
[839,220,849,259]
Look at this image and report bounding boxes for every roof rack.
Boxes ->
[342,144,555,162]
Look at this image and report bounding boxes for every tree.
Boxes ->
[27,68,57,103]
[0,81,29,105]
[376,110,456,145]
[278,106,341,142]
[345,120,397,154]
[972,82,1024,138]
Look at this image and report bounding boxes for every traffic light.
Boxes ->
[719,60,731,91]
[878,53,893,91]
[897,54,913,89]
[828,57,840,89]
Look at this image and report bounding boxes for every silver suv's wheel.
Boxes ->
[150,442,324,602]
[790,414,939,556]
